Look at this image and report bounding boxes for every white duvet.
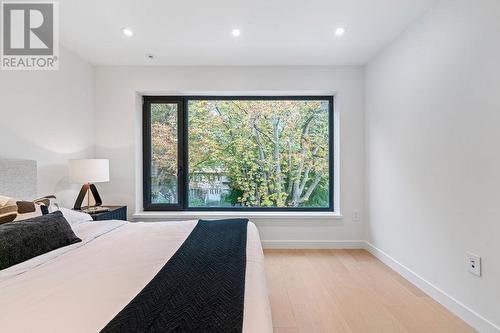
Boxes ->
[0,220,272,333]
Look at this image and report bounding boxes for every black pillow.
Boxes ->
[0,211,82,270]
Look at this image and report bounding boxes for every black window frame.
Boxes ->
[143,95,335,212]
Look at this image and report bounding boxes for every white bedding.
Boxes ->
[0,220,272,333]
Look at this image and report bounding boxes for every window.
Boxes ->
[143,96,334,211]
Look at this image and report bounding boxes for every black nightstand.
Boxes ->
[85,206,127,221]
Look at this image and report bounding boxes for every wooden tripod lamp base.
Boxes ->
[73,183,103,210]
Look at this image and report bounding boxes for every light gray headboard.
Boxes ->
[0,159,37,199]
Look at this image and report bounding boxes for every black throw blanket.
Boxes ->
[101,219,249,333]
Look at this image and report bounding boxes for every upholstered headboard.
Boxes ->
[0,159,37,199]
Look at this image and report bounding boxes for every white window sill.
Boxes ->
[133,211,343,221]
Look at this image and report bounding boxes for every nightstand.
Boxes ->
[85,206,127,221]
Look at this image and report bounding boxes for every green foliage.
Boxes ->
[189,197,205,207]
[225,188,245,206]
[300,177,329,208]
[150,100,331,207]
[151,104,178,203]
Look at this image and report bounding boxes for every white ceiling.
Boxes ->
[60,0,436,66]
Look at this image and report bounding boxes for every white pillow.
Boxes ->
[59,207,93,226]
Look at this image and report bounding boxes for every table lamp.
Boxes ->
[68,159,109,212]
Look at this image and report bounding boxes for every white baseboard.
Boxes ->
[261,239,365,249]
[364,242,500,333]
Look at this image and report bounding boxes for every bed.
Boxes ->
[0,159,272,333]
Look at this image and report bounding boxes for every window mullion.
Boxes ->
[180,97,189,210]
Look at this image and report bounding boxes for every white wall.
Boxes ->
[0,47,95,207]
[365,0,500,330]
[94,66,365,242]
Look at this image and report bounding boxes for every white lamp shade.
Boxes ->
[68,159,110,184]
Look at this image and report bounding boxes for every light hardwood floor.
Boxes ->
[264,249,476,333]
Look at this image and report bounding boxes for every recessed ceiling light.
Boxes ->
[232,29,241,37]
[335,27,345,37]
[121,28,133,37]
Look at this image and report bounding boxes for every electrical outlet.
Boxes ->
[466,253,481,277]
[352,211,360,222]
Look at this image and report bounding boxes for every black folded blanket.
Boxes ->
[101,218,249,333]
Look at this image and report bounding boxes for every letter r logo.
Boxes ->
[2,2,54,55]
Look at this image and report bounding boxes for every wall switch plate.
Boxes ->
[466,253,481,277]
[352,211,360,222]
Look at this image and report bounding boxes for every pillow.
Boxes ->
[14,200,44,221]
[0,195,45,222]
[35,195,59,214]
[1,194,57,221]
[0,196,18,224]
[0,211,82,270]
[59,207,93,226]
